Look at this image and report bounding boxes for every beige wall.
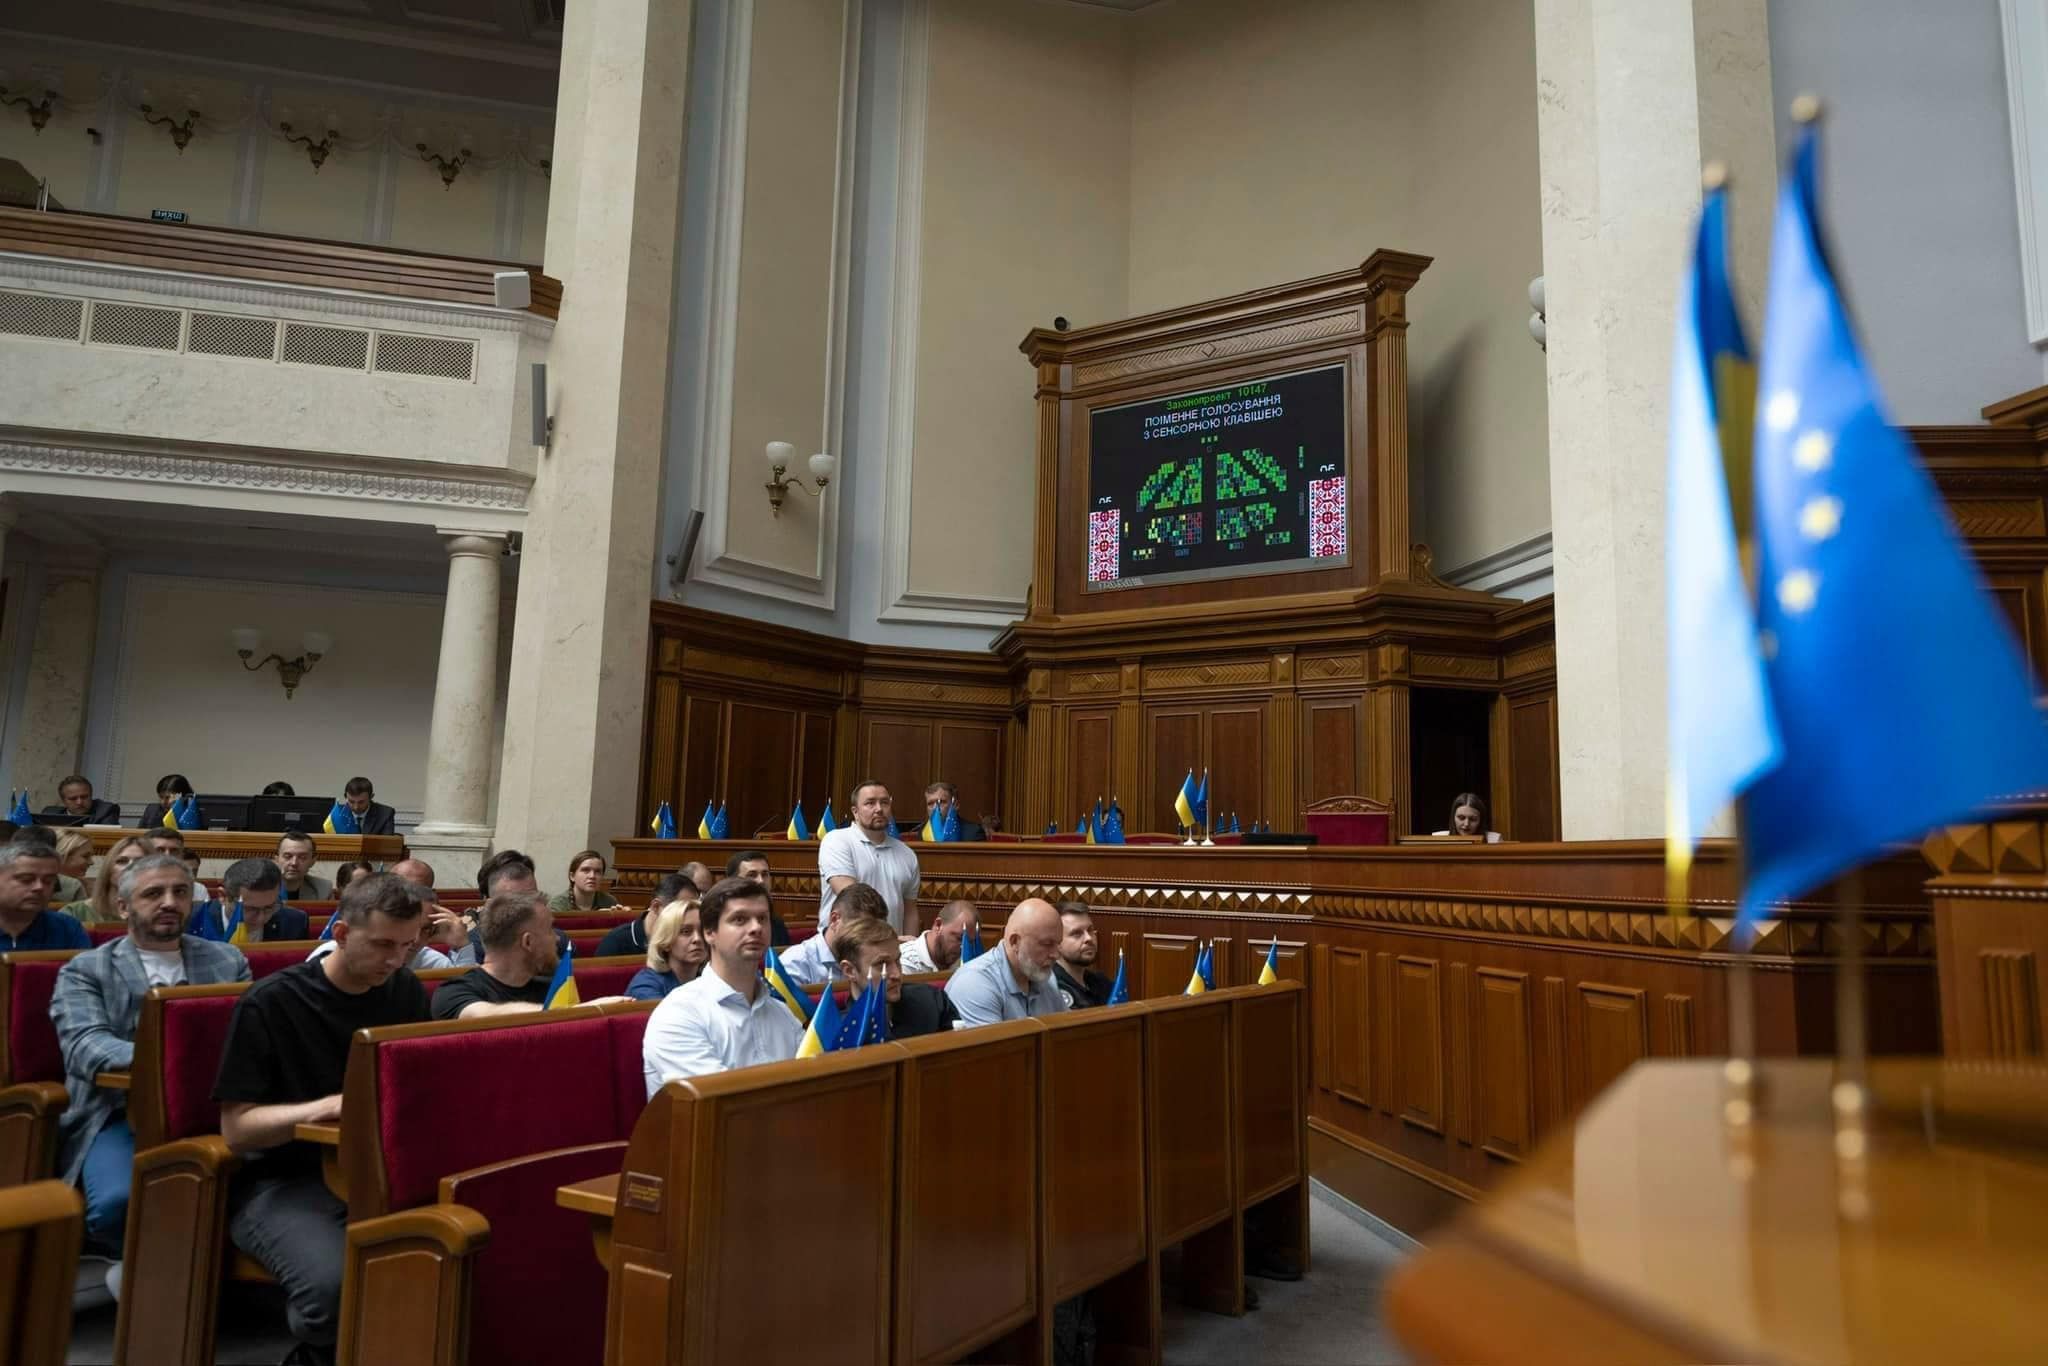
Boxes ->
[0,43,551,262]
[106,575,444,814]
[903,0,1133,608]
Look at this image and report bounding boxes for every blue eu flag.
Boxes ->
[1740,125,2048,918]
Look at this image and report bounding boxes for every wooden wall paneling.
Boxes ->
[1488,693,1514,843]
[934,721,1005,829]
[1982,950,2043,1058]
[1205,705,1267,836]
[799,711,836,819]
[1365,685,1412,834]
[1372,951,1396,1114]
[1540,975,1567,1134]
[1474,968,1535,1163]
[1065,709,1117,832]
[1394,956,1445,1135]
[1141,933,1200,1001]
[1207,936,1235,989]
[725,703,800,840]
[1448,962,1472,1148]
[1328,947,1368,1105]
[1300,696,1365,810]
[1574,982,1650,1109]
[1663,994,1697,1058]
[1508,695,1561,842]
[1145,707,1203,835]
[861,718,933,823]
[1312,943,1332,1094]
[640,633,686,822]
[681,696,725,816]
[1267,652,1299,838]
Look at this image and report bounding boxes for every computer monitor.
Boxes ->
[193,795,253,831]
[246,796,334,833]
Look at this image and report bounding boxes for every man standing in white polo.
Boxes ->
[816,780,921,935]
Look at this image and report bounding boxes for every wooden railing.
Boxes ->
[0,206,560,319]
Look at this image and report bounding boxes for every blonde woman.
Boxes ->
[625,899,706,1001]
[53,830,93,904]
[62,834,152,922]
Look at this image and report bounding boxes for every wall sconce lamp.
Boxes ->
[416,142,471,189]
[232,627,332,699]
[140,103,201,153]
[0,87,58,134]
[764,441,836,517]
[279,121,341,171]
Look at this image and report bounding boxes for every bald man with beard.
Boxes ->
[943,898,1068,1025]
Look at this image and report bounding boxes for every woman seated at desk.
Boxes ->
[1432,792,1502,843]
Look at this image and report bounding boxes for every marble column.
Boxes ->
[1533,0,1776,838]
[409,531,507,873]
[492,0,691,876]
[10,550,102,801]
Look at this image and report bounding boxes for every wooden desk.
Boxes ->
[294,1121,345,1202]
[78,830,405,862]
[557,1172,619,1266]
[1386,1059,2048,1364]
[94,1071,130,1091]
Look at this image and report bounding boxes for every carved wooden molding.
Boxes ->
[1299,654,1365,681]
[1925,812,2048,885]
[859,678,1011,708]
[1071,307,1362,389]
[1142,660,1272,691]
[1411,652,1498,682]
[1303,794,1393,815]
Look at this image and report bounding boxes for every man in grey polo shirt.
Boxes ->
[945,898,1067,1025]
[817,780,921,934]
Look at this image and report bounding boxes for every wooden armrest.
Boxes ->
[340,1204,492,1366]
[132,1132,241,1177]
[96,1070,132,1091]
[0,1081,71,1187]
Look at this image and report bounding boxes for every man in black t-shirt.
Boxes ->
[213,873,430,1365]
[593,871,692,960]
[431,892,564,1020]
[1051,902,1114,1010]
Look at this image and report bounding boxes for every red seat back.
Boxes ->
[572,958,639,1001]
[441,1141,624,1366]
[131,984,250,1149]
[603,1007,653,1135]
[0,953,77,1085]
[787,922,817,944]
[563,929,610,956]
[241,942,319,980]
[87,924,123,945]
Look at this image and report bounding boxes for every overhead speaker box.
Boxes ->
[493,270,533,311]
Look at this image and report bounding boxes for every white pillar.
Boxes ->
[409,530,506,873]
[493,0,691,877]
[9,550,102,799]
[1533,0,1776,838]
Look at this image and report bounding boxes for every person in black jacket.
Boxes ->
[1051,901,1113,1010]
[192,858,311,942]
[917,781,987,841]
[50,775,122,826]
[339,777,398,837]
[135,774,204,831]
[834,914,958,1037]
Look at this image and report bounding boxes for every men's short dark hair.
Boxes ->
[1056,900,1092,921]
[850,778,889,808]
[276,829,315,854]
[0,840,57,874]
[923,780,957,800]
[343,776,374,798]
[650,872,693,908]
[700,876,768,932]
[477,892,548,952]
[260,781,296,797]
[117,853,190,903]
[725,849,769,876]
[830,881,887,924]
[10,825,56,851]
[221,858,283,901]
[335,872,426,928]
[59,775,92,794]
[150,828,187,851]
[477,849,536,896]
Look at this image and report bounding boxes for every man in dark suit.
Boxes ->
[919,781,987,841]
[48,775,121,826]
[192,858,311,941]
[134,775,205,831]
[340,777,397,836]
[1051,901,1114,1009]
[834,915,958,1036]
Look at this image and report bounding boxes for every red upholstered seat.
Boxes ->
[3,955,72,1084]
[1302,810,1389,845]
[240,943,317,980]
[87,924,123,945]
[159,993,243,1141]
[787,922,817,944]
[572,960,638,1000]
[441,1141,624,1366]
[374,1016,623,1211]
[564,929,610,956]
[604,1011,652,1135]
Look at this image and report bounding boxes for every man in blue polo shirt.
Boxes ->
[0,837,90,951]
[944,897,1066,1025]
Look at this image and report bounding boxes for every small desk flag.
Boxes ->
[1194,770,1210,829]
[1173,771,1197,831]
[1106,951,1129,1005]
[712,802,730,839]
[1184,941,1210,996]
[797,979,846,1058]
[817,802,836,838]
[1258,938,1280,986]
[762,945,814,1024]
[1100,799,1125,846]
[542,945,579,1009]
[650,801,677,839]
[697,801,715,839]
[175,794,202,831]
[6,791,31,824]
[322,802,359,836]
[1739,124,2048,917]
[786,802,810,842]
[958,922,983,964]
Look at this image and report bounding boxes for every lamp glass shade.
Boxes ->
[302,631,334,657]
[230,627,264,654]
[765,440,796,471]
[807,451,837,481]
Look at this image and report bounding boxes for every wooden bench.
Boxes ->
[0,950,78,1187]
[0,1179,84,1364]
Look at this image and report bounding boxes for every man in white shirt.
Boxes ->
[643,876,803,1095]
[781,882,885,987]
[816,780,921,934]
[897,899,978,975]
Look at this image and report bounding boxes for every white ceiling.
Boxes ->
[6,492,462,572]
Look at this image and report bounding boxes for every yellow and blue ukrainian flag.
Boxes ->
[785,802,810,842]
[1257,938,1279,986]
[796,977,845,1058]
[1173,771,1197,831]
[322,801,359,836]
[543,945,579,1009]
[6,791,31,824]
[762,945,814,1025]
[1737,121,2048,917]
[1183,940,1211,996]
[650,801,678,839]
[697,801,715,839]
[1665,175,1780,909]
[816,802,835,838]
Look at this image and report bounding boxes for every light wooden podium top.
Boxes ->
[74,828,404,861]
[1388,1059,2048,1365]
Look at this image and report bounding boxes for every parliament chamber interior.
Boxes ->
[2,0,2047,1362]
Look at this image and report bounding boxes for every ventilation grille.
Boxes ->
[0,289,85,341]
[0,287,477,382]
[189,312,279,360]
[281,322,369,370]
[88,300,182,350]
[375,331,474,380]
